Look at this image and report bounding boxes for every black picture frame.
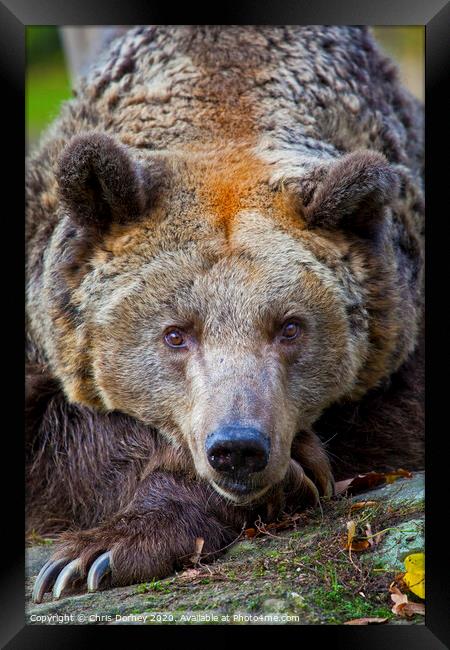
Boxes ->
[3,1,449,647]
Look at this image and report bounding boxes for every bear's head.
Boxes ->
[42,132,421,504]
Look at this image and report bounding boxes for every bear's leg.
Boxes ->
[32,471,244,602]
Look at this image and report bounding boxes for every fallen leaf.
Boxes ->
[392,599,425,618]
[347,520,356,548]
[398,602,425,617]
[335,478,354,495]
[178,568,202,582]
[190,537,205,565]
[343,520,370,552]
[364,523,384,547]
[403,552,425,599]
[244,528,257,539]
[365,523,374,547]
[390,585,409,615]
[350,540,371,552]
[344,617,388,625]
[385,468,413,483]
[350,501,378,511]
[349,472,393,491]
[390,584,425,617]
[335,469,413,496]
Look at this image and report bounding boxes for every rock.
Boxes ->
[353,472,425,571]
[364,517,425,572]
[261,598,290,613]
[351,471,424,508]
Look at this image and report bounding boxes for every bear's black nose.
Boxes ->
[205,426,270,474]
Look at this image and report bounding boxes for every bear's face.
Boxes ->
[47,134,405,503]
[85,215,366,502]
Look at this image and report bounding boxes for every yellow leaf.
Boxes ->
[403,552,425,599]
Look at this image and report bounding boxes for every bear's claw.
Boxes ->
[32,557,70,603]
[52,558,81,600]
[32,551,112,603]
[87,551,112,592]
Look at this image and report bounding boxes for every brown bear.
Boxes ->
[26,26,424,602]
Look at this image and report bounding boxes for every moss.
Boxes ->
[308,585,393,623]
[276,562,289,576]
[289,531,303,539]
[252,564,267,578]
[265,550,282,559]
[136,579,173,594]
[223,540,256,558]
[247,597,262,611]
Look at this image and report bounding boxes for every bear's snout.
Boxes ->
[205,425,270,476]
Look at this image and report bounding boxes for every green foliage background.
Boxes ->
[26,26,424,151]
[26,27,71,148]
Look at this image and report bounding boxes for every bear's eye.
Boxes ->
[279,320,302,342]
[164,328,188,349]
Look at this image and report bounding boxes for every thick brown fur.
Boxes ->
[26,27,424,589]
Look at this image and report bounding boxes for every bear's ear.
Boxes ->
[303,150,400,238]
[57,133,164,229]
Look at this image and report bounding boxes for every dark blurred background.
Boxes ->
[26,26,424,151]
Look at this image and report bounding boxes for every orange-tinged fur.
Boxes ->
[197,149,268,238]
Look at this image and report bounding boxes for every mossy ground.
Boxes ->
[25,475,425,625]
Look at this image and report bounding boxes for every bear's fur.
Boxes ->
[26,26,424,593]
